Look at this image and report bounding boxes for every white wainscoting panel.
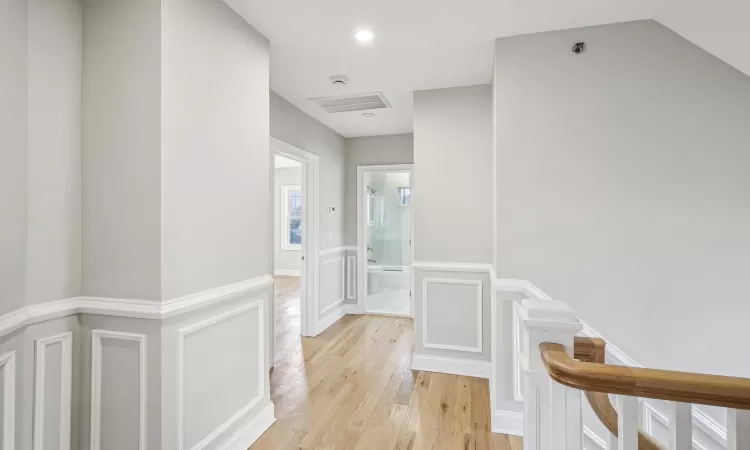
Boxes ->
[319,257,345,317]
[511,301,524,402]
[33,332,73,450]
[90,330,147,450]
[346,255,356,301]
[422,278,483,353]
[177,301,264,450]
[0,351,16,450]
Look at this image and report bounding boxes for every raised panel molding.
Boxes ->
[320,257,345,317]
[422,278,483,353]
[346,256,356,300]
[177,301,265,450]
[33,332,73,450]
[90,330,147,450]
[0,351,16,450]
[511,301,524,402]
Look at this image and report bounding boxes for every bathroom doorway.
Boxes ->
[356,165,413,317]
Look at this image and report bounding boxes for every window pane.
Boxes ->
[289,191,301,218]
[289,218,301,244]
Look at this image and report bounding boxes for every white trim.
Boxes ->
[315,304,346,335]
[346,256,356,300]
[583,426,607,450]
[319,257,345,317]
[319,246,350,257]
[0,275,273,339]
[90,330,147,450]
[177,301,264,450]
[412,261,493,273]
[422,278,483,353]
[411,354,490,379]
[33,332,73,450]
[274,269,300,277]
[491,409,524,436]
[511,301,524,402]
[343,304,361,315]
[0,351,16,450]
[357,164,414,318]
[280,184,302,251]
[218,402,275,450]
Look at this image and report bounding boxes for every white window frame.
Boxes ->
[281,184,302,251]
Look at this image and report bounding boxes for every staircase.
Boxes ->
[518,298,750,449]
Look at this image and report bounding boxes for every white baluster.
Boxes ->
[616,395,638,450]
[608,431,618,450]
[549,381,582,449]
[668,402,692,450]
[519,298,582,450]
[728,409,750,450]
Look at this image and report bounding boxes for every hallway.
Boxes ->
[251,278,521,450]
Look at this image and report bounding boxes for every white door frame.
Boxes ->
[356,164,414,316]
[271,138,320,342]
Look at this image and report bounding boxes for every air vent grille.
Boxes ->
[310,92,390,113]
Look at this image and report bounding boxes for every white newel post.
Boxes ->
[519,298,583,450]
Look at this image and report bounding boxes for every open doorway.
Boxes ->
[356,165,414,318]
[269,138,320,368]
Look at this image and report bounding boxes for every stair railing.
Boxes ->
[518,298,750,450]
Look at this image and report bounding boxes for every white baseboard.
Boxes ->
[411,353,491,379]
[343,304,361,315]
[491,409,523,436]
[273,269,300,277]
[221,402,275,450]
[315,305,346,335]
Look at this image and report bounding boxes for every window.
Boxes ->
[282,185,302,250]
[398,187,411,207]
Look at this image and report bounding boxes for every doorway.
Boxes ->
[269,138,320,368]
[356,165,414,317]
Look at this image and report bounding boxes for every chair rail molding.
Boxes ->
[177,301,265,450]
[90,330,147,450]
[0,275,273,339]
[0,351,16,450]
[33,332,73,450]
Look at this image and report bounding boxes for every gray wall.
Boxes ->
[344,134,414,245]
[160,0,270,299]
[82,0,163,300]
[274,167,302,273]
[494,20,750,377]
[270,91,346,251]
[0,0,30,315]
[413,85,493,264]
[26,0,82,306]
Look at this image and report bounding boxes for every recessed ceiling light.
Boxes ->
[355,29,374,44]
[362,112,375,117]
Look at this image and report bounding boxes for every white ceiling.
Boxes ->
[226,0,661,138]
[274,154,301,168]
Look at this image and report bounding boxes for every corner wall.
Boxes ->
[494,19,750,380]
[411,85,494,375]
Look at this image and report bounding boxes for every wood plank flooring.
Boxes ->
[251,276,522,450]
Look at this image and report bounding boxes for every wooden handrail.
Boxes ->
[543,342,750,410]
[574,337,661,450]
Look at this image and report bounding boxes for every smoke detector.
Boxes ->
[330,75,349,86]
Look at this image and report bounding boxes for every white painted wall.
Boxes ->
[82,0,162,300]
[494,20,750,377]
[270,91,346,251]
[344,134,414,245]
[657,0,750,78]
[160,0,270,299]
[0,0,29,315]
[26,0,82,305]
[274,167,302,274]
[413,85,493,264]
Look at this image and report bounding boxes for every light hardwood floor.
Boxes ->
[251,276,522,450]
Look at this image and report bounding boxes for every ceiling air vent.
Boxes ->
[310,92,390,113]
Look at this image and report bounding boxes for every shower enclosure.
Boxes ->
[363,170,412,316]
